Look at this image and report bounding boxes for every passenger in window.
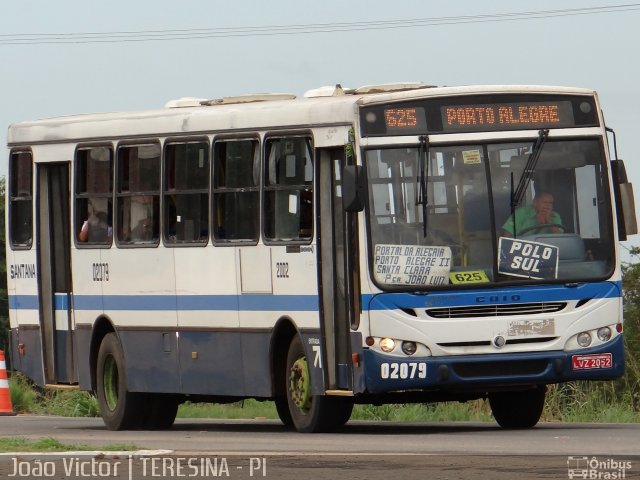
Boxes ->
[501,192,563,237]
[121,196,156,243]
[79,212,112,243]
[79,201,112,243]
[129,217,154,242]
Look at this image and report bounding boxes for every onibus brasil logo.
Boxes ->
[567,456,632,479]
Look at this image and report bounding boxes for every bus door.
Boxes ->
[36,162,75,384]
[317,148,357,391]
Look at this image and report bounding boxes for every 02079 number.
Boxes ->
[380,362,427,380]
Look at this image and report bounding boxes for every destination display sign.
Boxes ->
[440,101,574,132]
[382,107,427,133]
[360,94,599,136]
[498,237,559,280]
[373,244,452,286]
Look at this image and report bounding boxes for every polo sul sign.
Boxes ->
[498,237,558,279]
[374,244,452,286]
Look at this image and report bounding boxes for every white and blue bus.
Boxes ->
[5,83,637,432]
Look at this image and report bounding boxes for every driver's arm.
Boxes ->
[550,212,563,233]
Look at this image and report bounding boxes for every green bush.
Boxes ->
[8,373,41,413]
[40,390,100,417]
[8,372,99,417]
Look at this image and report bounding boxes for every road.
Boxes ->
[1,416,639,479]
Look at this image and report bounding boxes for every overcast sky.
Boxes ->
[1,0,639,254]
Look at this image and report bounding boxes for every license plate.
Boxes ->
[572,353,613,370]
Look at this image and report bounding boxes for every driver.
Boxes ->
[501,191,562,237]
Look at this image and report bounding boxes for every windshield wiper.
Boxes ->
[509,128,549,236]
[417,135,429,237]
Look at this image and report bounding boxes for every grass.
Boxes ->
[7,373,40,414]
[0,437,138,453]
[351,400,495,422]
[7,372,639,424]
[180,389,639,423]
[178,399,278,419]
[543,382,640,423]
[8,374,99,417]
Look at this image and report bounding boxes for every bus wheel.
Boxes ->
[143,395,179,430]
[96,333,145,430]
[489,385,546,429]
[285,336,353,433]
[274,396,293,428]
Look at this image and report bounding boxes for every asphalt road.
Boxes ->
[1,416,639,479]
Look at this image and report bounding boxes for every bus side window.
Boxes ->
[9,151,34,249]
[263,136,313,242]
[75,147,113,246]
[164,141,209,245]
[116,144,161,245]
[212,139,260,243]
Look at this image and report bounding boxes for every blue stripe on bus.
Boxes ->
[9,295,39,309]
[364,281,622,310]
[9,294,320,312]
[55,294,70,310]
[8,281,621,312]
[10,294,70,310]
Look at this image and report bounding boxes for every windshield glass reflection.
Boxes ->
[365,139,614,289]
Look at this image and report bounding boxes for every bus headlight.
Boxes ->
[379,338,396,352]
[577,332,592,347]
[401,341,417,356]
[597,327,612,342]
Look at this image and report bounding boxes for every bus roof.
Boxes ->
[7,84,596,146]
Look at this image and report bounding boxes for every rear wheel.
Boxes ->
[285,335,352,433]
[96,333,146,430]
[142,394,179,430]
[489,385,546,429]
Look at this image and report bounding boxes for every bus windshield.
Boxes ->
[365,138,615,289]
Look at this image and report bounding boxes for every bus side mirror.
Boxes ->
[612,159,638,239]
[343,165,366,212]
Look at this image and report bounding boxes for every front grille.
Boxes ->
[426,302,566,319]
[452,359,548,378]
[438,337,557,347]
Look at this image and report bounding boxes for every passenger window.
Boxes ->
[213,139,259,243]
[75,147,113,246]
[263,137,313,242]
[164,141,209,245]
[9,151,33,249]
[116,143,161,245]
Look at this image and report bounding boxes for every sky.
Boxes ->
[1,0,639,256]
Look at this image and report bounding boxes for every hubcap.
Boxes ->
[103,354,119,411]
[289,356,311,412]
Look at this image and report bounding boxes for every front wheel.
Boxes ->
[96,333,146,430]
[285,335,353,433]
[274,396,293,428]
[489,385,546,429]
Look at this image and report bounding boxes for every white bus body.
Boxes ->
[5,84,635,431]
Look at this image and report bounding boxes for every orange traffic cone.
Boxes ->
[0,350,16,416]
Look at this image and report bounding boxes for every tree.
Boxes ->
[621,248,640,381]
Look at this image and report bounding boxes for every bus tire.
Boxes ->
[96,333,146,430]
[274,396,293,428]
[142,394,179,430]
[489,385,546,429]
[285,335,353,433]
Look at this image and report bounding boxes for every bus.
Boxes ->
[5,83,637,432]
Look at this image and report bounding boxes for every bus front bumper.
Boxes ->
[362,334,624,394]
